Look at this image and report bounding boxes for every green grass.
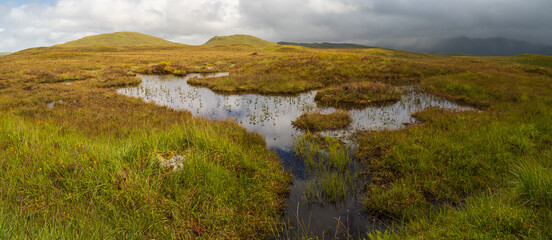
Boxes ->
[512,160,552,208]
[368,193,541,239]
[203,34,275,47]
[294,134,358,203]
[500,54,552,68]
[355,52,552,238]
[56,32,183,47]
[292,110,352,131]
[315,81,402,107]
[0,114,289,239]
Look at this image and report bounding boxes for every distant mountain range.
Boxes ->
[279,37,552,56]
[277,42,374,49]
[0,52,11,56]
[401,37,552,56]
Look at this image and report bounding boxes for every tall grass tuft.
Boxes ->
[294,134,359,203]
[512,161,552,207]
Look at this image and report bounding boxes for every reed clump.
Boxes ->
[294,134,358,203]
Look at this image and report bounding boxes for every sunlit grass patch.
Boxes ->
[315,81,402,107]
[292,110,351,131]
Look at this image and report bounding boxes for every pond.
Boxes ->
[118,73,472,238]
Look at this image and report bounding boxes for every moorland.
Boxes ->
[1,31,552,239]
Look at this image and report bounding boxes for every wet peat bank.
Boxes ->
[118,73,473,238]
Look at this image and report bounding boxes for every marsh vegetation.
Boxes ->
[292,110,352,131]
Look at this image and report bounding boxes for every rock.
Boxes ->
[158,154,186,172]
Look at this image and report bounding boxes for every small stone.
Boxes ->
[158,154,186,172]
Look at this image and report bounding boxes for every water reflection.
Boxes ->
[118,73,472,238]
[118,74,470,151]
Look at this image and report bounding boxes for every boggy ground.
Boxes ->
[1,42,552,238]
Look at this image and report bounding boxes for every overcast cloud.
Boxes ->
[0,0,551,52]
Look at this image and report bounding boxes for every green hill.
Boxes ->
[56,32,182,47]
[203,34,275,47]
[0,52,11,56]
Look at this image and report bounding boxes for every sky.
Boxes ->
[0,0,551,52]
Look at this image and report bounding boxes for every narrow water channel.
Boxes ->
[118,73,472,238]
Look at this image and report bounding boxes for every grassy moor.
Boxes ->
[1,31,552,239]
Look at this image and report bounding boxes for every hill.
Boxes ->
[56,32,182,47]
[278,41,374,49]
[203,34,275,47]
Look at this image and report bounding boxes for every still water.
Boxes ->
[118,73,472,238]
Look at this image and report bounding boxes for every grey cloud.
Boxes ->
[238,0,552,49]
[0,0,551,53]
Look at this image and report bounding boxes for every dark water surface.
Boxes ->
[118,74,472,238]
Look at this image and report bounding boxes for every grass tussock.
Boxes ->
[512,160,552,207]
[292,110,352,131]
[315,81,402,107]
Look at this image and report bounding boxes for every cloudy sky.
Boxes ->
[0,0,551,52]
